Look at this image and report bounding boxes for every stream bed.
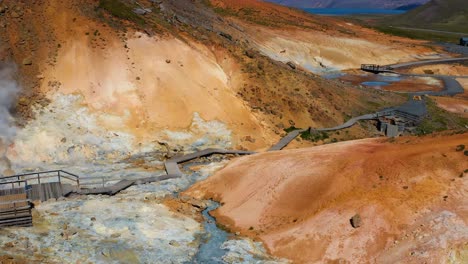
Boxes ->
[193,201,228,263]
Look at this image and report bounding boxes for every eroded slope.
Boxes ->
[187,134,468,263]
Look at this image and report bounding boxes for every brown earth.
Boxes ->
[186,134,468,263]
[0,256,26,264]
[340,74,444,93]
[407,63,468,76]
[432,96,468,117]
[0,0,439,151]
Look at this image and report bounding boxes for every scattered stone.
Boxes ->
[18,96,30,106]
[243,135,256,143]
[133,8,152,15]
[10,11,20,18]
[403,186,409,190]
[219,32,233,41]
[61,137,67,143]
[22,57,32,65]
[350,214,362,228]
[244,50,255,59]
[169,240,180,247]
[286,61,296,70]
[4,242,15,248]
[165,59,171,64]
[455,145,465,152]
[90,217,96,221]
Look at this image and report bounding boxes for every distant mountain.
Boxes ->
[395,4,422,10]
[266,0,430,9]
[389,0,468,32]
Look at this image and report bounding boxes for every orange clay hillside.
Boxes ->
[0,0,436,151]
[186,133,468,263]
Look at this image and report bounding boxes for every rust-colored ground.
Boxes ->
[407,63,468,76]
[0,0,415,151]
[433,96,468,117]
[186,134,468,263]
[340,74,443,93]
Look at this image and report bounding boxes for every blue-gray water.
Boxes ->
[304,8,406,16]
[194,201,228,263]
[362,81,390,87]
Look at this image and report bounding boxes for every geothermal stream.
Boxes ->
[0,55,463,262]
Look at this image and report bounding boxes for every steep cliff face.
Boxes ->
[267,0,430,9]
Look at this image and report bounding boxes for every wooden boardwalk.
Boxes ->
[2,56,467,228]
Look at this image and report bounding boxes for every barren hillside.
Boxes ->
[187,134,468,263]
[0,0,432,171]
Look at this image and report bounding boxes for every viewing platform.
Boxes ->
[360,64,395,74]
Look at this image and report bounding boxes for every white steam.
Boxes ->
[0,64,20,175]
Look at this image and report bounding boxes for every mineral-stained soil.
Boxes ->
[0,0,427,157]
[186,133,468,263]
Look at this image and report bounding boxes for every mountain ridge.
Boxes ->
[389,0,468,33]
[267,0,430,10]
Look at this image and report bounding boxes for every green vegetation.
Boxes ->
[300,130,329,142]
[344,0,468,43]
[98,0,145,26]
[415,98,468,136]
[284,126,302,133]
[374,26,459,43]
[387,0,468,33]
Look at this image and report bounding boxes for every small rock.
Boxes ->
[133,8,152,15]
[219,32,233,41]
[4,242,15,248]
[350,214,362,228]
[111,233,121,238]
[244,50,255,59]
[286,61,296,70]
[90,217,96,221]
[10,11,20,18]
[18,96,30,106]
[22,57,32,65]
[169,240,180,247]
[455,145,465,152]
[243,135,256,143]
[165,59,171,64]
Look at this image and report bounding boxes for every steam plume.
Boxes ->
[0,63,19,176]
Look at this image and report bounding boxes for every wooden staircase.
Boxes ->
[0,194,33,228]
